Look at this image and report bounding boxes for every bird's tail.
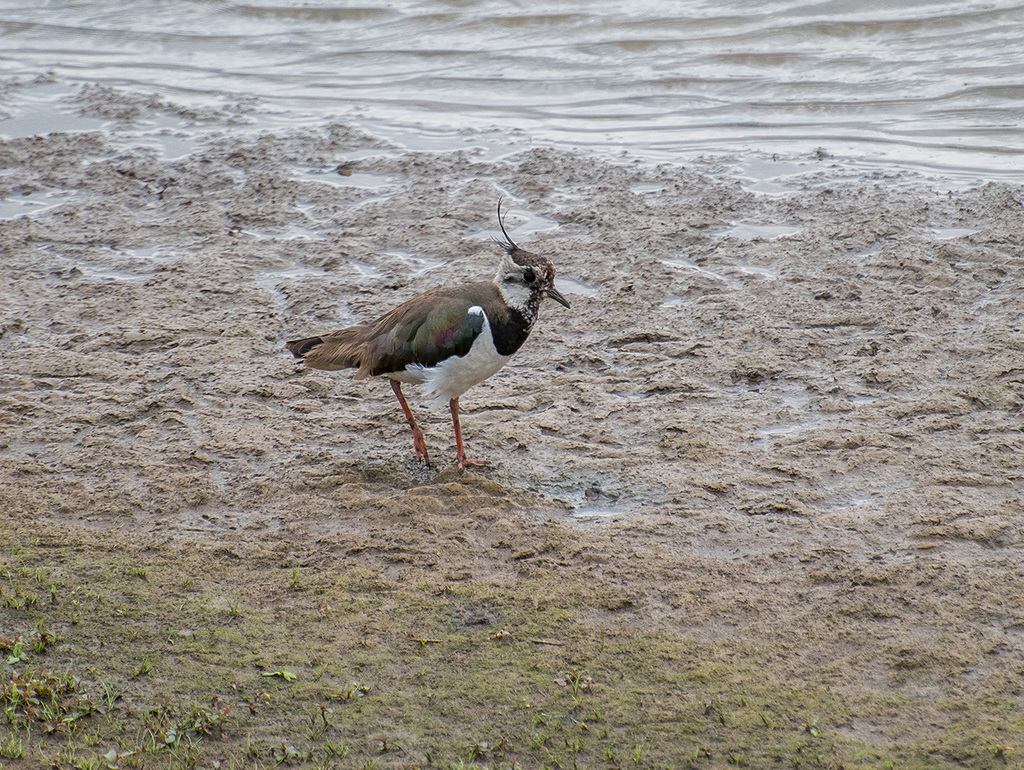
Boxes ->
[285,328,372,374]
[286,335,326,359]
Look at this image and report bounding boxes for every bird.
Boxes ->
[286,200,571,469]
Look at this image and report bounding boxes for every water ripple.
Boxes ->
[1,0,1022,181]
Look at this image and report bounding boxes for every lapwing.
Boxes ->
[286,201,570,469]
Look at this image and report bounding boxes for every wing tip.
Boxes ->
[285,336,323,359]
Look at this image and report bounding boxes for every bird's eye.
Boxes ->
[523,269,536,284]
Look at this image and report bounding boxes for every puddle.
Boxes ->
[855,242,883,257]
[726,379,825,448]
[742,179,803,196]
[292,165,398,190]
[818,475,915,515]
[146,129,201,160]
[92,245,174,275]
[929,227,979,240]
[119,115,208,160]
[718,222,802,241]
[0,187,81,220]
[733,156,810,196]
[724,263,778,280]
[257,261,332,318]
[241,221,326,242]
[747,415,825,450]
[386,250,447,276]
[348,259,384,280]
[660,296,689,308]
[750,417,821,446]
[492,200,560,239]
[663,257,777,283]
[630,182,668,195]
[717,379,814,411]
[262,263,330,282]
[555,277,599,297]
[120,245,170,260]
[849,394,881,405]
[833,495,875,509]
[75,264,147,282]
[260,257,382,286]
[570,509,628,522]
[777,387,813,411]
[0,81,106,138]
[755,422,805,439]
[39,244,172,282]
[660,257,733,285]
[349,191,398,211]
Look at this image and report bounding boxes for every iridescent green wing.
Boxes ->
[369,294,486,375]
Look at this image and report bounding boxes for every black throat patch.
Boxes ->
[487,303,536,357]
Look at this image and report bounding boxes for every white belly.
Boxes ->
[387,310,511,407]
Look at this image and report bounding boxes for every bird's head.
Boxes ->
[493,199,570,315]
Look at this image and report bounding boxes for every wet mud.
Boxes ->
[3,82,1024,755]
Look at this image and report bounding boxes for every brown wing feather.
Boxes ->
[285,327,374,375]
[286,282,504,378]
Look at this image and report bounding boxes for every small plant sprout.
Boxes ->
[134,655,155,678]
[0,729,25,759]
[101,680,122,711]
[6,639,24,665]
[261,669,298,682]
[632,742,651,765]
[373,735,402,754]
[324,737,349,758]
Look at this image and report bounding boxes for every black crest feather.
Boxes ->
[496,197,518,253]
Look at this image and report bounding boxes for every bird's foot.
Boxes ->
[449,398,486,471]
[412,429,431,468]
[456,453,488,470]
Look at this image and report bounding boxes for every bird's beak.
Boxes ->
[546,285,571,309]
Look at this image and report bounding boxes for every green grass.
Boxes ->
[1,518,1021,769]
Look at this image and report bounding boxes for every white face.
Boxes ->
[495,254,539,313]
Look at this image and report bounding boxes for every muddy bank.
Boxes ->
[2,82,1024,761]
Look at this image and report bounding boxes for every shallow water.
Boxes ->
[2,0,1023,183]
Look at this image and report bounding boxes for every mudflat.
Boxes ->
[2,84,1023,767]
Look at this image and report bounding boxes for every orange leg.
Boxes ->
[450,397,487,469]
[391,380,430,467]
